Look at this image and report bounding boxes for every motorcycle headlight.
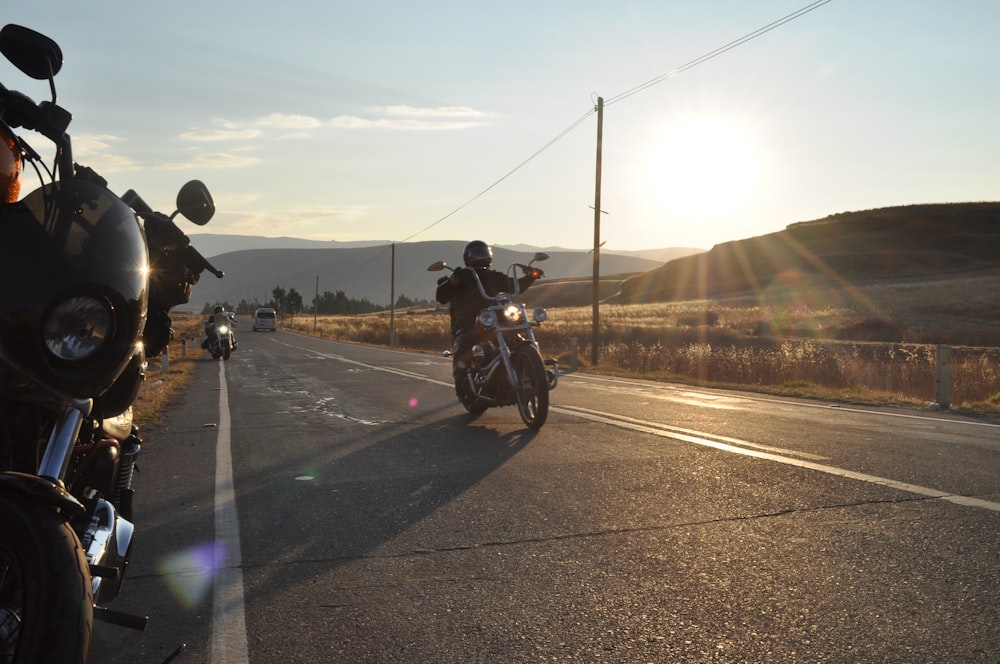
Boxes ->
[532,307,548,323]
[43,295,112,361]
[477,310,497,331]
[218,324,229,335]
[502,304,523,325]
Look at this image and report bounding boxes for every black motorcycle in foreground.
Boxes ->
[428,253,558,430]
[0,24,223,663]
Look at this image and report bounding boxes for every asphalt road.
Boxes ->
[90,326,1000,663]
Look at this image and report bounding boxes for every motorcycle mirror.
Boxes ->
[427,261,447,272]
[532,252,550,263]
[175,179,215,225]
[0,24,63,80]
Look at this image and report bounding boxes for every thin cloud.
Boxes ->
[72,134,138,172]
[381,105,486,119]
[255,113,324,129]
[182,105,492,140]
[181,127,262,142]
[212,203,372,237]
[158,153,263,170]
[331,104,492,130]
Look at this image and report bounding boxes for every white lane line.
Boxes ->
[567,373,1000,429]
[266,337,1000,512]
[556,405,1000,513]
[554,404,829,461]
[210,361,250,664]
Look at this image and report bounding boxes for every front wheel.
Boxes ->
[511,345,549,429]
[0,492,93,664]
[223,344,231,361]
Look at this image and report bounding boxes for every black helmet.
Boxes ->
[214,305,224,314]
[463,240,492,268]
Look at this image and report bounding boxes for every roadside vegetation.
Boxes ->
[132,312,205,428]
[280,273,1000,417]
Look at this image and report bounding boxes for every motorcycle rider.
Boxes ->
[202,304,238,349]
[435,240,543,396]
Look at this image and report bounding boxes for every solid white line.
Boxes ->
[556,405,1000,513]
[210,361,250,663]
[567,372,1000,429]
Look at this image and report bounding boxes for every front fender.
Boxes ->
[0,471,85,516]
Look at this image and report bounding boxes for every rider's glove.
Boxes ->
[451,267,473,286]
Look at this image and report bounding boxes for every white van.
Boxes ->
[252,307,277,332]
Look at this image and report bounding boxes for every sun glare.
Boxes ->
[645,116,762,224]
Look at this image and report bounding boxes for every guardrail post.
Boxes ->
[935,344,952,409]
[160,345,169,374]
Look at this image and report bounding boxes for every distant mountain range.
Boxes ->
[182,237,704,312]
[182,202,1000,313]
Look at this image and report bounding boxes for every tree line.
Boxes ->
[200,286,432,316]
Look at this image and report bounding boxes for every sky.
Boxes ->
[3,1,999,252]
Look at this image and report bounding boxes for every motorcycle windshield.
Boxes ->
[20,181,148,300]
[0,180,148,400]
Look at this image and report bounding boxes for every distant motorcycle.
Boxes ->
[204,313,237,361]
[428,253,558,429]
[0,24,221,662]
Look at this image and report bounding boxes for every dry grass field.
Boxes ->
[284,270,1000,415]
[132,312,206,428]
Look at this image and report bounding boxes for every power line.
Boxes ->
[399,107,596,243]
[342,109,595,275]
[358,0,833,265]
[605,0,833,107]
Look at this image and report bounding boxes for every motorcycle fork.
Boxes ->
[37,398,92,483]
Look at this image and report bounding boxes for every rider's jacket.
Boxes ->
[436,267,537,336]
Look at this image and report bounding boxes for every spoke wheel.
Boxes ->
[512,345,549,429]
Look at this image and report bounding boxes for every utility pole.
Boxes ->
[389,242,396,347]
[591,96,604,367]
[313,275,318,333]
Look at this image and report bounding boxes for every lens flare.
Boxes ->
[156,541,228,609]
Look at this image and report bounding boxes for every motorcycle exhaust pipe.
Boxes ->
[85,498,134,605]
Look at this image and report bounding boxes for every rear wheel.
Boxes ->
[511,345,549,429]
[0,493,93,664]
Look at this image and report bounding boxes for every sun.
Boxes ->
[644,114,763,224]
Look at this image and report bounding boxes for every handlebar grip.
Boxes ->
[121,189,152,214]
[182,245,224,279]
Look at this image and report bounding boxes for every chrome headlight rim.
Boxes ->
[532,306,548,323]
[42,293,114,362]
[501,304,524,326]
[477,310,497,330]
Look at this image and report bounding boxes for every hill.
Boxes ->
[617,202,1000,304]
[187,234,387,257]
[184,240,695,312]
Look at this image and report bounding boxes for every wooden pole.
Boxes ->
[389,242,396,347]
[591,96,604,367]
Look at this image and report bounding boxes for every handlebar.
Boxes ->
[121,189,224,280]
[0,84,74,179]
[457,262,533,301]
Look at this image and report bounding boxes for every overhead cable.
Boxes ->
[387,0,834,250]
[605,0,832,106]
